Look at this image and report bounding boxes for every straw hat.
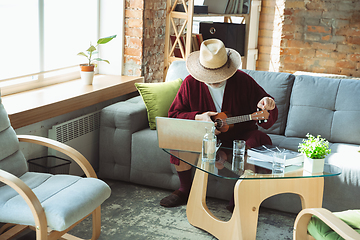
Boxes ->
[186,38,241,84]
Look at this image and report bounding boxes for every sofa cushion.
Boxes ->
[99,96,148,181]
[323,152,360,211]
[241,70,295,135]
[0,172,111,231]
[330,143,359,155]
[331,78,360,145]
[268,134,303,152]
[130,128,180,190]
[165,60,189,82]
[135,78,183,130]
[285,76,360,145]
[0,93,28,186]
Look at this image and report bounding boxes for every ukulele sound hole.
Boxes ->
[214,119,224,129]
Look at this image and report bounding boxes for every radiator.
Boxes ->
[48,111,101,176]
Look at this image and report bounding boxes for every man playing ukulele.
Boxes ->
[160,39,278,211]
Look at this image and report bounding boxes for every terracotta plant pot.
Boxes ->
[79,64,95,85]
[80,64,95,72]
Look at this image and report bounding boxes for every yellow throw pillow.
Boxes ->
[135,78,183,130]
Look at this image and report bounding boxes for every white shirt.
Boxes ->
[205,81,227,113]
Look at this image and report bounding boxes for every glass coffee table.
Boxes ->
[163,147,341,240]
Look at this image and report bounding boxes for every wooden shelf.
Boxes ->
[193,13,249,17]
[164,0,262,78]
[2,75,144,129]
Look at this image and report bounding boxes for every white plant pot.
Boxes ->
[303,157,325,173]
[80,71,94,85]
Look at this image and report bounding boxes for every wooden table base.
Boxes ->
[186,168,324,240]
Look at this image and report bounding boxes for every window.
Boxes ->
[0,0,124,96]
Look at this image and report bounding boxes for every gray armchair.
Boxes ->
[0,92,111,240]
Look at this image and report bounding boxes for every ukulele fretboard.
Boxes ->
[226,115,251,124]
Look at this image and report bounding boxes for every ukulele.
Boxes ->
[211,109,269,132]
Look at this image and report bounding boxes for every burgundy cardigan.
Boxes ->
[168,70,278,164]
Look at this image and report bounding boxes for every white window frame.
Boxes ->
[0,0,124,96]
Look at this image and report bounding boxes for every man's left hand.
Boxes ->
[257,97,276,111]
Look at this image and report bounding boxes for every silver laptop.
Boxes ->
[156,117,214,153]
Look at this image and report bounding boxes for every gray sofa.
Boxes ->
[99,60,360,214]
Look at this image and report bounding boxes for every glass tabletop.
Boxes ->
[163,147,342,180]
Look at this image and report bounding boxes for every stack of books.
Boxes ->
[247,145,304,169]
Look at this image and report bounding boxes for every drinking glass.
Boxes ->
[232,140,246,171]
[272,152,286,174]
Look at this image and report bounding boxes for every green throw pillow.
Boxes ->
[135,78,183,130]
[307,210,360,240]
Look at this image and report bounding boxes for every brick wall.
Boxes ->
[143,0,167,82]
[280,0,360,77]
[124,0,166,83]
[125,0,360,82]
[124,0,143,77]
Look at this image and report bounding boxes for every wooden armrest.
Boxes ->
[294,208,360,240]
[0,169,47,237]
[17,135,97,178]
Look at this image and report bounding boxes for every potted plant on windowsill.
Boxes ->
[298,133,331,173]
[77,35,117,84]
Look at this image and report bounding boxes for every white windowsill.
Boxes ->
[2,74,143,129]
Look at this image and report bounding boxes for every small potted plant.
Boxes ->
[298,133,331,173]
[77,35,117,84]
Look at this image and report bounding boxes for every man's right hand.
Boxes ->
[195,111,217,122]
[195,111,221,135]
